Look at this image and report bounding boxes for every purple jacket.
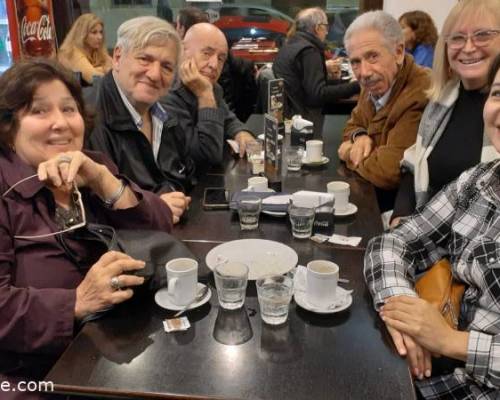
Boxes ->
[0,149,173,399]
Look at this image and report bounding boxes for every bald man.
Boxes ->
[163,23,255,166]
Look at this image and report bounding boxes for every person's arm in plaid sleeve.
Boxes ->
[364,175,460,309]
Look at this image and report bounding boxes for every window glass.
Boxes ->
[71,0,359,65]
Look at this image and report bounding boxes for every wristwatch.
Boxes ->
[103,179,126,208]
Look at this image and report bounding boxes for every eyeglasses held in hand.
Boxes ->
[446,29,500,50]
[2,174,87,239]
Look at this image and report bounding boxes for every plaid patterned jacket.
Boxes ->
[365,160,500,399]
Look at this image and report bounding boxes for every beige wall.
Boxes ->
[383,0,458,32]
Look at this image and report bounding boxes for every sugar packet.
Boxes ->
[163,317,191,333]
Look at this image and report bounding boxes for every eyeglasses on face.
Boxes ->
[446,29,500,50]
[2,174,87,240]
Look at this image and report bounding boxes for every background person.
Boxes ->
[0,59,172,399]
[175,6,209,38]
[392,0,500,225]
[58,13,112,85]
[337,10,430,212]
[365,52,500,400]
[398,10,438,68]
[273,7,360,135]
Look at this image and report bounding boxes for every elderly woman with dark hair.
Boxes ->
[365,52,500,400]
[0,59,172,399]
[399,10,438,68]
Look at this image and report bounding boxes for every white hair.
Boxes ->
[344,10,404,53]
[116,16,181,61]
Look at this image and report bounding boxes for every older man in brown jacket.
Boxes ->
[338,10,430,210]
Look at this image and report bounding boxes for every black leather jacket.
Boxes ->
[85,72,196,194]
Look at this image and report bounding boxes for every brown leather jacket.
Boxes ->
[342,54,430,190]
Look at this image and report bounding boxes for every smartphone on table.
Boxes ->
[203,187,230,210]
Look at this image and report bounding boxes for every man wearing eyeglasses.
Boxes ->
[273,7,360,135]
[162,22,256,161]
[337,10,430,211]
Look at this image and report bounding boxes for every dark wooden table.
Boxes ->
[44,114,414,399]
[46,249,415,400]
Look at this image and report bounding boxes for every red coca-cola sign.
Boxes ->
[13,0,57,59]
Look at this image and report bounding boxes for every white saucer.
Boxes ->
[242,187,276,193]
[294,290,353,314]
[302,156,329,166]
[262,210,287,217]
[334,203,358,217]
[155,283,211,311]
[258,133,283,141]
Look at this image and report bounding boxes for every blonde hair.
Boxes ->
[115,16,181,62]
[58,13,110,68]
[428,0,500,101]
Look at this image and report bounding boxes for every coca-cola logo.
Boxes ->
[20,14,53,44]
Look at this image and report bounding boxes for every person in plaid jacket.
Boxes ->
[364,53,500,399]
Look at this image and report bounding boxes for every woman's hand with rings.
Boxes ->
[37,151,107,192]
[74,251,146,320]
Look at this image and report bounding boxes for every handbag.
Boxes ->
[415,259,466,329]
[61,224,195,291]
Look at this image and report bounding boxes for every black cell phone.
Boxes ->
[203,187,230,210]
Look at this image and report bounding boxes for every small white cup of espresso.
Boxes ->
[327,181,350,212]
[166,258,198,306]
[305,140,323,162]
[248,176,268,192]
[306,260,339,308]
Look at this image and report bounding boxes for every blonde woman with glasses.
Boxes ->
[58,13,112,85]
[392,0,500,225]
[0,59,173,399]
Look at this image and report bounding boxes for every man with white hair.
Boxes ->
[273,7,360,134]
[86,16,191,223]
[163,22,256,163]
[337,10,430,211]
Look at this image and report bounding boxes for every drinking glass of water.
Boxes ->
[238,196,262,230]
[256,274,294,325]
[288,203,315,239]
[214,261,249,310]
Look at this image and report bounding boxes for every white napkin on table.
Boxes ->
[291,191,334,208]
[293,265,353,309]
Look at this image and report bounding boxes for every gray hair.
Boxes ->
[344,10,404,53]
[295,7,327,34]
[116,16,181,62]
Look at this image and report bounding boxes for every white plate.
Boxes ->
[206,239,298,280]
[302,156,329,166]
[155,283,212,311]
[294,290,353,314]
[335,203,358,217]
[258,134,284,141]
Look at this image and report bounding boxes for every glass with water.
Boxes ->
[288,203,315,239]
[214,261,249,310]
[238,196,262,230]
[256,274,294,325]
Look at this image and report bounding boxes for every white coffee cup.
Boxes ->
[306,140,323,162]
[166,258,198,306]
[248,176,268,192]
[306,260,339,308]
[327,181,350,212]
